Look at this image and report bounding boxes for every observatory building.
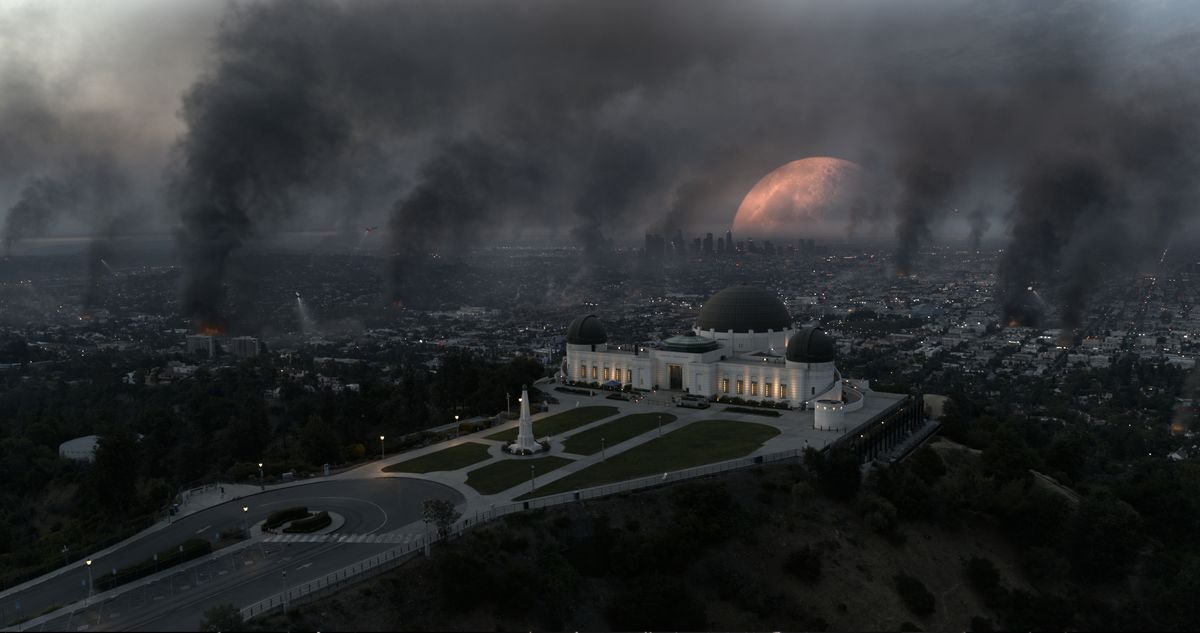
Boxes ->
[563,286,873,429]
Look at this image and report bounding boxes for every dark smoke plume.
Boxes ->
[152,0,1200,323]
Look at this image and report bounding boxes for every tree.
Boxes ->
[805,446,862,501]
[199,603,244,632]
[894,572,936,616]
[1069,492,1145,581]
[423,498,462,540]
[298,415,340,466]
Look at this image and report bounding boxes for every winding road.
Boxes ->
[4,477,461,631]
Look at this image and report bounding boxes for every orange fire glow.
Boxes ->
[78,312,93,321]
[197,324,224,336]
[1007,318,1021,328]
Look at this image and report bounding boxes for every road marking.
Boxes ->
[194,525,211,534]
[296,563,312,571]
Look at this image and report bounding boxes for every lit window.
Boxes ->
[765,382,773,398]
[721,378,729,393]
[627,369,633,384]
[604,368,611,381]
[779,384,788,399]
[580,364,586,379]
[736,380,744,395]
[751,381,759,396]
[592,366,598,379]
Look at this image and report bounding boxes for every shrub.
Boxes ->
[894,572,936,616]
[969,615,994,632]
[94,538,212,591]
[965,557,1001,595]
[724,406,782,417]
[783,545,822,583]
[264,507,309,531]
[284,511,331,533]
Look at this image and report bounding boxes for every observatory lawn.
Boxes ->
[516,420,779,500]
[465,456,574,495]
[562,413,679,456]
[382,442,492,474]
[485,406,619,443]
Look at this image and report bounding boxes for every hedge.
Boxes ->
[94,538,212,591]
[724,406,783,417]
[283,511,331,534]
[263,506,309,531]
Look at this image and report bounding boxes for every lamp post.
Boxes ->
[62,545,69,566]
[601,437,606,462]
[529,464,536,492]
[85,559,93,607]
[258,462,264,490]
[379,435,385,461]
[241,506,249,535]
[506,392,511,418]
[281,570,288,616]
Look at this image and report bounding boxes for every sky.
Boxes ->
[1,0,1199,324]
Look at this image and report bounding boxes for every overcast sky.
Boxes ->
[1,0,1197,253]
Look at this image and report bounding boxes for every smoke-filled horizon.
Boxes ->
[2,0,1199,329]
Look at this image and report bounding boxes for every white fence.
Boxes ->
[240,446,806,621]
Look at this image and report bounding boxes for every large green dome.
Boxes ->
[696,286,791,333]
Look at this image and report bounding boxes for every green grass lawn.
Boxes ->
[562,413,678,455]
[515,419,779,499]
[485,406,619,443]
[465,456,574,495]
[381,442,493,474]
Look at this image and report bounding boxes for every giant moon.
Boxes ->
[731,157,863,240]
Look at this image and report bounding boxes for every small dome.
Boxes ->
[787,327,835,363]
[696,286,791,333]
[567,314,607,345]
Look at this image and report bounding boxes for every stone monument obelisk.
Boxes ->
[508,385,543,454]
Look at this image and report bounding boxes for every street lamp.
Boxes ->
[241,506,249,535]
[85,559,93,606]
[62,545,69,566]
[258,462,264,490]
[379,435,385,460]
[281,570,288,616]
[658,414,663,436]
[601,437,606,462]
[529,464,536,492]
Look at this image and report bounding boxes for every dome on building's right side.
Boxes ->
[787,327,835,363]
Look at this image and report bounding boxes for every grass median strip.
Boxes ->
[465,456,574,495]
[382,442,493,473]
[562,413,678,455]
[515,419,779,500]
[485,406,619,443]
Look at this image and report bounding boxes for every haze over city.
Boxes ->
[1,1,1198,631]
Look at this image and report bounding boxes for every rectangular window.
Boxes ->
[811,386,816,395]
[736,380,744,395]
[591,366,598,379]
[580,364,586,379]
[721,378,729,393]
[604,368,611,381]
[765,382,773,398]
[627,369,633,384]
[779,384,788,399]
[751,381,759,396]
